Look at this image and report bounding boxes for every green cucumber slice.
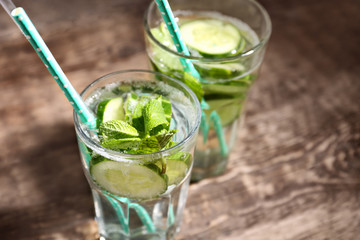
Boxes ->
[156,152,192,185]
[203,83,249,97]
[204,98,243,126]
[194,62,245,80]
[202,74,254,97]
[96,97,125,127]
[91,160,168,199]
[151,26,173,49]
[150,27,183,72]
[180,19,242,57]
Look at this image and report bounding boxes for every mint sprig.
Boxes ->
[95,90,192,181]
[156,129,177,149]
[144,96,169,136]
[101,138,141,151]
[135,129,177,153]
[124,92,139,122]
[161,97,172,123]
[125,94,152,135]
[98,92,178,156]
[100,120,139,139]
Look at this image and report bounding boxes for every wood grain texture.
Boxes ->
[0,0,360,239]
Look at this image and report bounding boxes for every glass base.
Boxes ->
[191,149,228,182]
[92,172,191,240]
[191,118,239,182]
[98,225,176,240]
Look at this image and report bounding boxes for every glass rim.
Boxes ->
[74,69,201,163]
[143,0,272,62]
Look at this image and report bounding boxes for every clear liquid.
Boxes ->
[92,171,191,240]
[146,11,263,181]
[78,81,197,239]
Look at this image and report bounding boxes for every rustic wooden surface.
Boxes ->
[1,0,360,239]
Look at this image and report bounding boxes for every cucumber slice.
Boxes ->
[150,27,183,73]
[202,73,255,97]
[156,152,192,185]
[151,26,173,49]
[204,98,243,126]
[97,97,125,127]
[180,19,242,57]
[194,62,245,80]
[203,83,249,97]
[91,160,168,199]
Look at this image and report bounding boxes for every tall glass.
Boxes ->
[74,70,201,240]
[144,0,271,181]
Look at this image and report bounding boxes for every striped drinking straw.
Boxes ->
[3,5,97,129]
[0,0,156,233]
[154,0,229,157]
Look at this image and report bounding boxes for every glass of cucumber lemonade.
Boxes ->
[144,0,271,181]
[74,70,200,239]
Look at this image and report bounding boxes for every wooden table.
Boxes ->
[1,0,359,239]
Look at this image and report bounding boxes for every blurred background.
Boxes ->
[0,0,359,239]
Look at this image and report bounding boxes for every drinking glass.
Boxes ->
[74,70,201,239]
[144,0,272,181]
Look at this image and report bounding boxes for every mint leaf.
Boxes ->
[139,136,160,151]
[165,140,178,149]
[128,129,177,155]
[113,85,132,95]
[124,93,139,122]
[126,137,160,154]
[156,129,177,149]
[125,94,153,135]
[100,120,139,139]
[90,154,105,166]
[101,138,141,151]
[131,96,151,134]
[96,90,179,155]
[161,97,172,124]
[144,96,169,136]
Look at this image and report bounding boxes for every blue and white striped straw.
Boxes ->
[1,3,96,129]
[154,0,200,80]
[1,0,158,232]
[154,0,229,156]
